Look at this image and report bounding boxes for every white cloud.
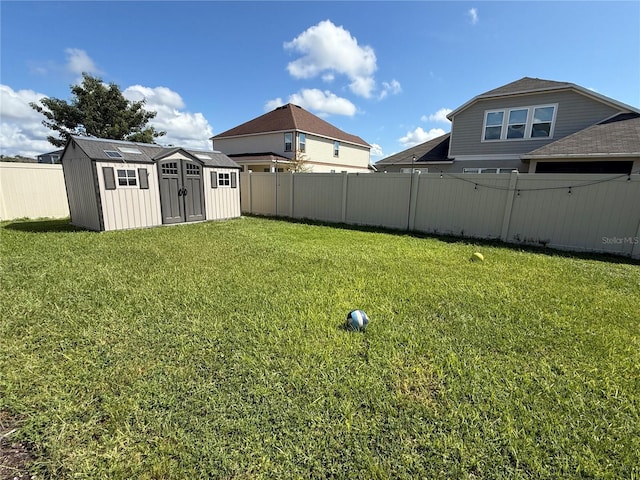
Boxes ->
[65,48,101,76]
[468,8,479,25]
[0,85,52,157]
[264,98,284,111]
[399,127,446,148]
[123,85,213,150]
[379,79,402,100]
[0,83,215,157]
[369,143,383,158]
[285,20,377,98]
[421,108,452,123]
[265,89,357,117]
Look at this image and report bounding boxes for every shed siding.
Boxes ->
[97,162,162,231]
[450,90,621,158]
[62,149,102,231]
[204,167,241,220]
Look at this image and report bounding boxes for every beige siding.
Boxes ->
[97,162,162,231]
[0,163,70,221]
[215,133,288,157]
[303,135,370,172]
[204,167,241,220]
[62,151,102,231]
[450,90,621,158]
[242,172,640,259]
[214,132,370,173]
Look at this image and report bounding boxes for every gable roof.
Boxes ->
[522,113,640,159]
[212,103,370,148]
[448,77,640,120]
[65,136,241,169]
[375,133,451,167]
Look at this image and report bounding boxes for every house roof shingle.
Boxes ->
[375,133,451,167]
[67,136,241,169]
[522,114,640,159]
[212,103,370,148]
[448,77,640,120]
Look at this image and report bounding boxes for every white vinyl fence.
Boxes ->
[0,163,69,221]
[241,171,640,259]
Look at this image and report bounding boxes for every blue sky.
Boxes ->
[2,1,639,161]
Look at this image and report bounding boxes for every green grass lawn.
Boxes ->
[1,216,639,479]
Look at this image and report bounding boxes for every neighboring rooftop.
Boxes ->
[212,103,370,147]
[375,133,451,167]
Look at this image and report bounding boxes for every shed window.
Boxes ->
[218,172,231,186]
[186,164,200,176]
[117,169,137,186]
[162,162,178,175]
[104,150,123,158]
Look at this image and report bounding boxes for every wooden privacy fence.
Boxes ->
[0,163,69,221]
[241,171,640,259]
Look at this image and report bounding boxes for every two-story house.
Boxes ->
[211,103,372,173]
[376,77,640,174]
[37,149,64,164]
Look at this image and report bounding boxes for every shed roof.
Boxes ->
[522,113,640,159]
[375,133,451,167]
[66,136,241,169]
[212,103,370,148]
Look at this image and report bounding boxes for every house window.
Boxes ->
[284,132,293,152]
[531,106,555,137]
[298,133,306,153]
[507,109,528,139]
[334,141,340,157]
[483,104,556,141]
[218,172,231,186]
[484,111,504,140]
[117,169,137,186]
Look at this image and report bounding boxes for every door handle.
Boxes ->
[178,187,183,196]
[183,187,188,197]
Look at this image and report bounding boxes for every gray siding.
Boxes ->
[449,90,621,158]
[62,149,102,231]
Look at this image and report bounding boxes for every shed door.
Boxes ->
[159,159,205,224]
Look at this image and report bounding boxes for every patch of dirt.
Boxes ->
[0,412,35,480]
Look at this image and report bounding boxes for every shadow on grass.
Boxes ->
[245,214,640,266]
[2,218,86,233]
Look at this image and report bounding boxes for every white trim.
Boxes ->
[116,168,138,188]
[210,129,370,149]
[452,154,521,161]
[522,153,640,160]
[481,104,558,142]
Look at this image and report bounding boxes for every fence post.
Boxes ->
[408,171,420,231]
[500,170,519,242]
[289,171,295,218]
[341,172,348,223]
[248,172,253,214]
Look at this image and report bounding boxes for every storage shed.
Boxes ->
[61,136,242,231]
